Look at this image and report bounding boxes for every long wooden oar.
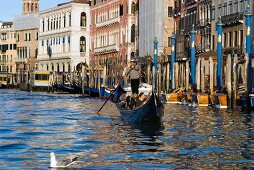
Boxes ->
[97,86,118,115]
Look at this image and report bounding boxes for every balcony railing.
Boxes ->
[37,52,71,60]
[94,44,119,55]
[221,12,244,25]
[16,58,28,63]
[96,17,120,28]
[0,60,8,64]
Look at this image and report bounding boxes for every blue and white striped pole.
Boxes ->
[190,25,196,85]
[245,4,252,94]
[217,16,223,89]
[171,32,176,90]
[154,37,158,92]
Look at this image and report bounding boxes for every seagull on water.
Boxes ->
[50,152,78,168]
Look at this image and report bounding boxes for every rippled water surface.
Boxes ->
[0,89,253,169]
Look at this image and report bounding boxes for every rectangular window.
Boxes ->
[240,30,243,47]
[234,31,238,47]
[218,5,222,16]
[212,35,215,50]
[120,5,123,16]
[229,32,232,47]
[168,37,171,47]
[229,3,233,14]
[240,0,244,12]
[223,33,227,47]
[168,7,173,17]
[223,4,227,16]
[13,44,16,50]
[211,7,215,19]
[234,1,238,13]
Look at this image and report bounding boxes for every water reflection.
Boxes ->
[0,89,253,169]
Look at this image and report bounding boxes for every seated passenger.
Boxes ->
[126,93,138,109]
[136,92,147,107]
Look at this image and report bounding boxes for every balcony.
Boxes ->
[16,58,28,63]
[39,27,72,36]
[221,12,244,26]
[96,17,120,28]
[37,52,71,61]
[94,44,119,55]
[198,19,211,27]
[0,60,8,64]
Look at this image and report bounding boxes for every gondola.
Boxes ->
[111,85,164,124]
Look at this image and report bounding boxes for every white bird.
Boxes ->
[50,152,78,168]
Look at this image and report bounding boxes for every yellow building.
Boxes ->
[0,22,18,87]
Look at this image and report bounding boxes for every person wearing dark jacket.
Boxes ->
[125,59,141,95]
[136,92,147,107]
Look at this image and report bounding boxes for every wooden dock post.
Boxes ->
[201,57,205,93]
[175,62,179,89]
[166,63,170,92]
[82,64,85,96]
[196,57,201,92]
[226,54,232,109]
[244,53,249,109]
[158,63,161,95]
[147,63,151,85]
[209,56,213,94]
[186,60,189,91]
[162,64,166,92]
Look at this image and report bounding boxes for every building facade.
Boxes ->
[139,0,175,58]
[211,0,252,55]
[90,0,139,68]
[13,14,39,83]
[37,1,90,72]
[0,22,18,86]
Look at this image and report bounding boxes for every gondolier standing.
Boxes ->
[125,59,141,95]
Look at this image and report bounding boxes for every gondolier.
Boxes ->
[125,59,141,95]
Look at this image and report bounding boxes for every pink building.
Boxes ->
[90,0,138,68]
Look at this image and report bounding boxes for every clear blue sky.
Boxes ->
[0,0,70,21]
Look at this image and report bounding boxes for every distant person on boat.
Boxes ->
[136,92,147,107]
[125,59,141,95]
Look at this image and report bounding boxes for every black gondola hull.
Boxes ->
[113,86,164,124]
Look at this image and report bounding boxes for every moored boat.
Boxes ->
[212,93,227,109]
[165,89,183,104]
[196,93,210,107]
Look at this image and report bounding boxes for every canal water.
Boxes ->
[0,89,253,169]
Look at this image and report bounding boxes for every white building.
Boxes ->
[37,1,90,72]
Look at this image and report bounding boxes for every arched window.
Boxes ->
[80,36,86,52]
[131,52,135,58]
[46,64,49,71]
[80,12,87,27]
[68,63,71,72]
[51,63,54,71]
[63,15,66,27]
[131,2,136,13]
[131,24,135,43]
[57,63,60,72]
[63,63,65,72]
